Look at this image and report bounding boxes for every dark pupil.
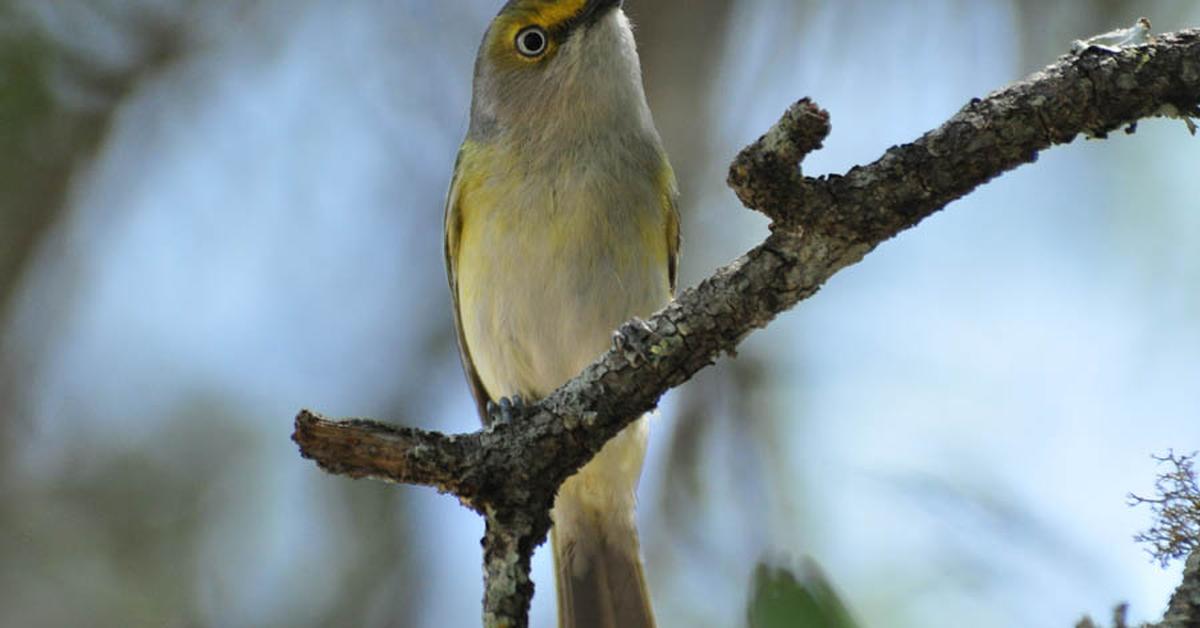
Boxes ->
[521,31,545,53]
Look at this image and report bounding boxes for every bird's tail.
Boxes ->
[551,419,654,628]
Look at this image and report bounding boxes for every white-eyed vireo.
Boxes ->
[443,1,678,627]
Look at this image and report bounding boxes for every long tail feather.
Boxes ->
[552,501,655,628]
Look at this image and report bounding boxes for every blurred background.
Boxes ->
[1,1,1197,627]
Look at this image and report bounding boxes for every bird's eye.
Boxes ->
[515,26,547,57]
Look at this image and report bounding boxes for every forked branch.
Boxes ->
[293,26,1200,628]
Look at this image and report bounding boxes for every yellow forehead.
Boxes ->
[503,0,589,28]
[530,0,588,25]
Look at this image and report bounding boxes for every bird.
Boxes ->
[443,1,679,626]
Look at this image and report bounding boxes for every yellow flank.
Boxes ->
[450,141,496,270]
[656,158,680,291]
[444,142,478,283]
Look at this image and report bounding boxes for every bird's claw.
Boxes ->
[612,317,656,366]
[486,394,528,424]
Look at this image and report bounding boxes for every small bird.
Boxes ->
[443,1,678,626]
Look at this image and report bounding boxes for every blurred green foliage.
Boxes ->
[0,31,61,316]
[748,561,860,628]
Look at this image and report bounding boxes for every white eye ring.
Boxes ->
[515,26,548,57]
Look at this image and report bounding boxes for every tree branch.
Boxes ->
[1076,550,1200,628]
[292,27,1200,627]
[293,411,480,505]
[1158,550,1200,627]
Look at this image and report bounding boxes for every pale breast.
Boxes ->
[456,152,670,402]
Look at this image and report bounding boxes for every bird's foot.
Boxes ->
[612,317,656,366]
[486,394,529,425]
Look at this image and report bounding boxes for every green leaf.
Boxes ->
[747,560,860,628]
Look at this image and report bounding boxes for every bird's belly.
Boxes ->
[457,195,669,402]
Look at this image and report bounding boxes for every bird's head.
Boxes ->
[468,0,653,145]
